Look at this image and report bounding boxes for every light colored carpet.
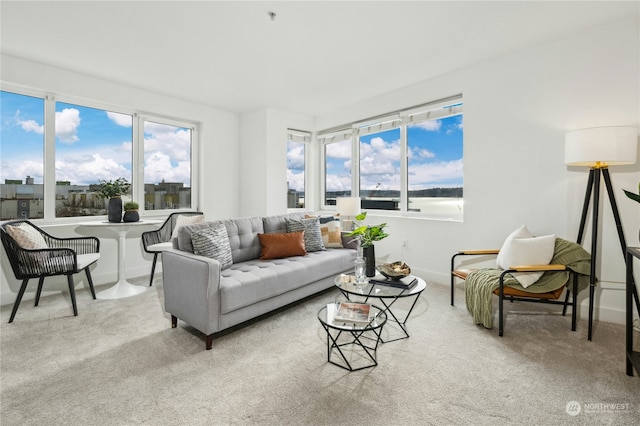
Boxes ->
[1,276,639,425]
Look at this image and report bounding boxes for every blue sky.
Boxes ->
[1,91,191,186]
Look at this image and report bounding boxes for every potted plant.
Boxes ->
[122,201,140,223]
[95,178,131,223]
[346,212,389,276]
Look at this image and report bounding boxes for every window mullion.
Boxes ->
[400,125,408,213]
[43,95,56,220]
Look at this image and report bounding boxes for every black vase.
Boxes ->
[107,197,122,223]
[363,245,376,277]
[123,210,139,222]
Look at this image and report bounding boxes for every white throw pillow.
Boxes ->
[496,226,556,288]
[171,214,204,239]
[496,225,533,267]
[6,223,48,249]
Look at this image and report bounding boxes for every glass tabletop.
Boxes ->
[318,303,387,331]
[334,273,426,298]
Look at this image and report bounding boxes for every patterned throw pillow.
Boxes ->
[285,217,325,252]
[305,214,343,248]
[190,223,233,270]
[5,223,48,249]
[171,214,205,239]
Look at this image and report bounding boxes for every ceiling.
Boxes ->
[1,1,637,116]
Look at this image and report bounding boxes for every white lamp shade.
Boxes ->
[336,196,361,216]
[565,126,638,167]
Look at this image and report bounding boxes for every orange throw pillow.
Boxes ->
[258,231,307,260]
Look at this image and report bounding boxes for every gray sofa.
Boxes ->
[161,212,357,349]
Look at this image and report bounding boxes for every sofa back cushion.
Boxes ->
[262,212,307,234]
[177,223,212,253]
[223,217,264,263]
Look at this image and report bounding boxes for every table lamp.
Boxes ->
[336,196,361,231]
[565,126,639,341]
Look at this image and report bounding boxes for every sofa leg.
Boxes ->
[206,335,213,350]
[171,315,177,328]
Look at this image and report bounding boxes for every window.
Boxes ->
[143,120,193,210]
[358,123,401,211]
[0,91,45,220]
[320,95,463,220]
[0,88,197,221]
[319,129,353,206]
[54,101,133,218]
[286,129,310,209]
[406,104,463,219]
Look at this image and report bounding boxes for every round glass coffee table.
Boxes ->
[318,303,387,371]
[334,274,426,342]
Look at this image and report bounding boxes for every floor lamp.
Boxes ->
[565,126,640,341]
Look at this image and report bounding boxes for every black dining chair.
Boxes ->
[1,220,100,323]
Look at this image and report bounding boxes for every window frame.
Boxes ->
[286,129,311,210]
[1,84,200,223]
[319,95,463,221]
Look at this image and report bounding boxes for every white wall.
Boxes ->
[1,54,241,304]
[315,17,640,325]
[239,108,314,217]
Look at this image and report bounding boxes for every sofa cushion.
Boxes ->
[262,212,307,234]
[191,224,233,270]
[258,231,307,259]
[177,223,213,253]
[223,217,264,263]
[286,217,325,252]
[219,248,357,314]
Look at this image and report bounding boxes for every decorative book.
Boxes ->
[333,302,372,324]
[369,274,418,289]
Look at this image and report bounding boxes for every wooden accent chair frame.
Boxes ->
[1,220,100,323]
[451,249,582,337]
[141,211,203,286]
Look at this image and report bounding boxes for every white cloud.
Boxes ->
[407,159,463,189]
[18,119,44,134]
[287,143,305,170]
[106,111,133,127]
[410,120,441,131]
[287,169,304,191]
[0,159,43,183]
[55,153,129,184]
[325,139,351,159]
[144,151,191,185]
[55,108,81,143]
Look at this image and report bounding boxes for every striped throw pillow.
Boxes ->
[191,223,233,269]
[285,217,325,252]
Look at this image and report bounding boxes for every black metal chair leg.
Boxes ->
[9,279,29,323]
[35,276,45,306]
[85,267,96,299]
[588,283,595,341]
[149,253,159,286]
[67,275,78,317]
[571,275,578,331]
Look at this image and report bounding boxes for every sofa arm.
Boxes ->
[161,248,223,335]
